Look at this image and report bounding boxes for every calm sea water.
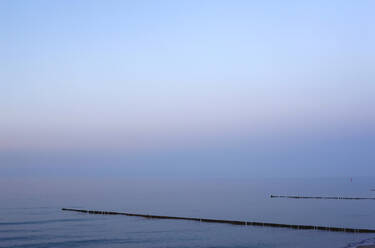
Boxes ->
[1,177,375,248]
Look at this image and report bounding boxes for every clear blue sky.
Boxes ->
[1,0,374,178]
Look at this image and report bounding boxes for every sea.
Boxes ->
[1,177,375,248]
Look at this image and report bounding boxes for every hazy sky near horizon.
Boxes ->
[1,1,374,177]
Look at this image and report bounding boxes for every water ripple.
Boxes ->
[2,238,143,248]
[0,218,90,226]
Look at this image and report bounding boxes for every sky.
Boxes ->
[1,0,374,178]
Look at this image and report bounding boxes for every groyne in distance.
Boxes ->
[270,195,375,200]
[61,208,375,233]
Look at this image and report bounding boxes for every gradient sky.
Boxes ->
[1,0,374,178]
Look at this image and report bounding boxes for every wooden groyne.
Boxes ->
[61,208,375,233]
[270,195,375,200]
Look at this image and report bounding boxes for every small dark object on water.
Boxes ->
[61,208,375,233]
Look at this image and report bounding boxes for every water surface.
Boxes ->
[1,177,375,248]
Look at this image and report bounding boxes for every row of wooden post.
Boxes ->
[61,208,375,233]
[270,195,375,200]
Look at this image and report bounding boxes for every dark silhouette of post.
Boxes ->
[61,208,375,233]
